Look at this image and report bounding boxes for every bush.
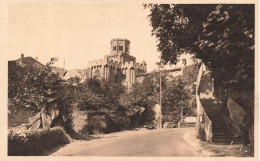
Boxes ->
[64,119,88,140]
[8,127,72,156]
[71,110,88,135]
[104,115,129,133]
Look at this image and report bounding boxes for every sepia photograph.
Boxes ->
[2,0,258,160]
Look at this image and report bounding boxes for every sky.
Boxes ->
[8,2,193,72]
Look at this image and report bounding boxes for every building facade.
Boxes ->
[87,38,147,86]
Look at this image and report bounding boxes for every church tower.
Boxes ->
[88,38,146,87]
[110,38,130,55]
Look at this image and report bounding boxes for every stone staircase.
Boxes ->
[198,70,234,144]
[200,99,234,144]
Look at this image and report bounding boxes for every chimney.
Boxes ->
[21,54,24,58]
[35,57,38,61]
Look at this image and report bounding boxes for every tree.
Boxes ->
[162,76,191,124]
[144,4,254,93]
[145,4,254,146]
[8,58,61,113]
[64,71,129,134]
[8,58,64,129]
[122,71,191,127]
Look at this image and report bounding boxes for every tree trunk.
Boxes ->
[41,104,52,129]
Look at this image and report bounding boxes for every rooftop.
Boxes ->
[110,38,130,43]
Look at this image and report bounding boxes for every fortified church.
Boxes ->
[87,38,147,87]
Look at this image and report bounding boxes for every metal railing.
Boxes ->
[196,63,212,142]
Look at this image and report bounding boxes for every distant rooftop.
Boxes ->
[9,54,43,66]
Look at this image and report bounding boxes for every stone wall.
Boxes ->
[227,97,254,148]
[227,97,244,128]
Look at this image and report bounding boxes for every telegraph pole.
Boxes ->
[156,61,163,129]
[159,68,162,129]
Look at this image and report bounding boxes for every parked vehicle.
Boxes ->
[144,124,157,130]
[163,122,176,128]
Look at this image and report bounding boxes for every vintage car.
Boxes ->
[163,122,176,128]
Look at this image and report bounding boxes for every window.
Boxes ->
[126,46,128,52]
[113,46,116,51]
[119,46,123,51]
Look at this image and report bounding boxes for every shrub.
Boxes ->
[71,110,88,135]
[8,127,72,156]
[64,120,88,140]
[104,115,129,133]
[87,115,107,135]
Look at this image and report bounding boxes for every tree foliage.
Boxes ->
[60,72,129,134]
[8,56,191,134]
[8,58,61,113]
[162,76,191,123]
[144,4,254,93]
[145,4,254,147]
[122,72,192,126]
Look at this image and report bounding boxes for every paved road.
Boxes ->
[51,128,202,156]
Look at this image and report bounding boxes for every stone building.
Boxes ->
[87,38,147,87]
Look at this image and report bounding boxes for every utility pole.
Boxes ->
[156,61,163,129]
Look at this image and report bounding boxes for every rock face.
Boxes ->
[51,64,91,83]
[8,110,34,127]
[52,66,67,78]
[63,69,89,82]
[52,66,89,82]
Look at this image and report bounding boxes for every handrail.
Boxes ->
[196,63,212,142]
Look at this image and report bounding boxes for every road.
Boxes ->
[51,128,202,156]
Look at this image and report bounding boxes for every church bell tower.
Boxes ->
[110,38,130,55]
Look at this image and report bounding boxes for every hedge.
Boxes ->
[8,127,72,156]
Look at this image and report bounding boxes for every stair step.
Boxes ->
[212,128,231,131]
[204,109,220,111]
[204,110,221,112]
[212,124,227,126]
[213,129,232,132]
[205,111,220,113]
[210,119,225,121]
[213,136,233,140]
[211,121,226,123]
[213,132,234,135]
[211,120,226,122]
[200,98,235,144]
[212,125,227,127]
[211,120,226,125]
[213,138,233,141]
[213,131,233,134]
[213,134,234,138]
[212,127,230,129]
[212,138,233,143]
[212,122,227,124]
[208,116,223,118]
[201,104,216,106]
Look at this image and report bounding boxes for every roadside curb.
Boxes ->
[182,130,212,156]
